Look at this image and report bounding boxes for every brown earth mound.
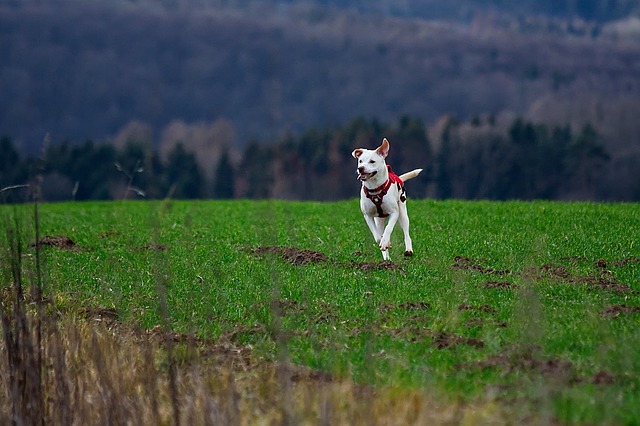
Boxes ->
[30,235,79,251]
[599,304,640,317]
[451,256,511,275]
[483,281,517,289]
[458,303,497,315]
[249,246,329,265]
[433,331,485,349]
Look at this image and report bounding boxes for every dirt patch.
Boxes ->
[599,304,640,317]
[593,257,640,268]
[434,331,484,349]
[475,349,573,379]
[249,246,329,265]
[589,256,640,270]
[372,326,484,350]
[570,275,636,294]
[314,312,338,324]
[472,347,621,387]
[610,256,640,267]
[30,235,82,251]
[482,281,517,289]
[590,370,616,385]
[378,301,430,312]
[273,298,304,314]
[451,256,511,275]
[458,303,497,315]
[98,230,122,238]
[539,264,571,280]
[281,248,329,265]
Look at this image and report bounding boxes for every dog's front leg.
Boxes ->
[371,217,390,260]
[379,211,399,256]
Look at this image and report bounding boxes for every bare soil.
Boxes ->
[247,245,404,271]
[451,256,512,275]
[599,304,640,317]
[30,235,81,251]
[136,243,169,251]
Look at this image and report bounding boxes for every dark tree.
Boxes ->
[238,141,273,199]
[116,140,165,199]
[0,137,28,202]
[566,124,609,198]
[164,143,204,199]
[212,149,235,199]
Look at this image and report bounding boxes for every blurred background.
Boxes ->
[1,0,639,201]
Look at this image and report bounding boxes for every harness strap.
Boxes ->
[363,166,406,218]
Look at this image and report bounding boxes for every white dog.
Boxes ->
[352,138,422,260]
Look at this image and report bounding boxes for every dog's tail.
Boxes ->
[399,169,423,182]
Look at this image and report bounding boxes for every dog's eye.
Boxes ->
[369,160,375,164]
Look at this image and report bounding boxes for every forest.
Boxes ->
[1,114,634,203]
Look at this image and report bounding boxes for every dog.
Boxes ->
[352,138,422,260]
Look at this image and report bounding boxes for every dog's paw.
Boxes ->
[403,250,414,257]
[379,238,392,251]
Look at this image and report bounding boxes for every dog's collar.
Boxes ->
[363,166,406,218]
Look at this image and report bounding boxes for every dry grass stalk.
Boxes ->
[0,313,510,425]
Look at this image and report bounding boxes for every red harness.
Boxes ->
[363,166,406,218]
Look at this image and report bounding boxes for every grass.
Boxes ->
[1,198,639,424]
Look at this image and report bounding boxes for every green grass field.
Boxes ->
[3,199,639,424]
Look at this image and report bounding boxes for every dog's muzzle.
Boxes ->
[357,170,377,181]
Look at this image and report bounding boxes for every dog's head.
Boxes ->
[351,138,390,182]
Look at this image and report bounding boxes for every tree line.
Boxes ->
[2,115,635,203]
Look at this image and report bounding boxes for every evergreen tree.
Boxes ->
[436,118,457,199]
[238,141,273,199]
[116,140,164,199]
[212,149,235,199]
[164,143,203,199]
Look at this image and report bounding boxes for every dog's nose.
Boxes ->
[358,166,365,173]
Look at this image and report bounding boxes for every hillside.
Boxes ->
[2,0,640,155]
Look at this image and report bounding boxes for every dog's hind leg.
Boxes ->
[398,202,413,256]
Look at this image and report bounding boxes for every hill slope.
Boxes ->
[1,0,640,152]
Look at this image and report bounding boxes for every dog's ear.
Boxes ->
[376,138,390,158]
[352,149,364,159]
